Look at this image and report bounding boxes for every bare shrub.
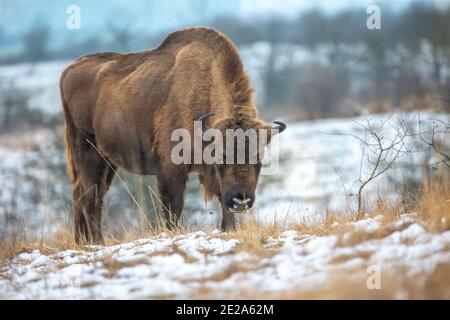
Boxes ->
[331,115,409,219]
[418,115,450,167]
[334,113,449,220]
[0,78,43,133]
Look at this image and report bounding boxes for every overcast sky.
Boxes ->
[239,0,414,17]
[0,0,448,45]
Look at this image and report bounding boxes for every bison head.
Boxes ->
[198,112,286,213]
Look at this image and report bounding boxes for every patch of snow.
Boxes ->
[2,217,449,299]
[0,59,448,234]
[349,215,383,232]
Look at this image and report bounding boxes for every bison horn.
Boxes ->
[273,121,287,134]
[197,112,215,130]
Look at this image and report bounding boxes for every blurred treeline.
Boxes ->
[1,2,450,119]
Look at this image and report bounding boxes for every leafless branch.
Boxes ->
[326,115,408,220]
[417,113,450,167]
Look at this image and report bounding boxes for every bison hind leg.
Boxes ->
[67,131,116,244]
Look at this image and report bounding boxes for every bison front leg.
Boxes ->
[221,208,236,231]
[156,169,187,229]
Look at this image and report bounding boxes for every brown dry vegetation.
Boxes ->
[1,178,448,260]
[0,178,449,299]
[191,263,450,299]
[191,180,450,300]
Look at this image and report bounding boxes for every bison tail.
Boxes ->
[61,96,78,186]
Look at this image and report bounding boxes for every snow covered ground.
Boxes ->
[1,215,449,299]
[0,61,69,116]
[1,110,446,237]
[254,112,447,223]
[0,59,449,300]
[0,59,448,236]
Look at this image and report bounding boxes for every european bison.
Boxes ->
[60,27,285,243]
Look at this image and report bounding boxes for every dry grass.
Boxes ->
[192,266,450,300]
[272,261,450,300]
[0,212,192,263]
[225,178,449,258]
[224,220,280,256]
[414,178,450,233]
[191,259,450,300]
[1,179,449,299]
[1,179,449,262]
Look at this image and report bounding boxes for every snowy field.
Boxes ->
[0,109,446,236]
[0,60,449,299]
[0,59,448,236]
[1,214,449,299]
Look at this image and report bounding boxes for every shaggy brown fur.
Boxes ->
[60,27,284,243]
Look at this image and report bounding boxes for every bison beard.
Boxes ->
[60,27,286,243]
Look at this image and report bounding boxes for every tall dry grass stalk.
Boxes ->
[414,177,450,233]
